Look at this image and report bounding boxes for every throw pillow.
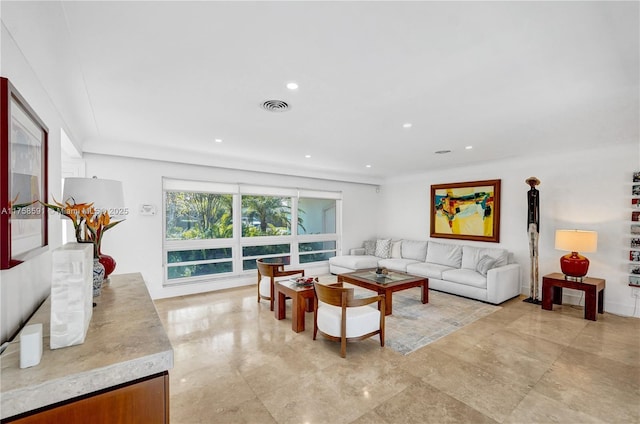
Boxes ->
[390,240,402,259]
[375,239,391,258]
[363,240,376,256]
[476,255,497,277]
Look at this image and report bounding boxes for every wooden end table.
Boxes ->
[541,272,605,321]
[274,280,315,332]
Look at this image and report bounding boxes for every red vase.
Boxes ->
[99,252,117,279]
[560,251,589,278]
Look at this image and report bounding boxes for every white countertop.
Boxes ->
[0,273,174,419]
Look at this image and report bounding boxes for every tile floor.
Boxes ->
[154,285,640,424]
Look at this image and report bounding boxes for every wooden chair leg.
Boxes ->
[269,278,275,311]
[379,302,385,347]
[340,304,347,358]
[257,271,262,303]
[313,299,318,340]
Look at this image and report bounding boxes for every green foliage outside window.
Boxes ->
[166,192,233,240]
[241,195,294,236]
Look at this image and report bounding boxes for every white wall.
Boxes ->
[378,143,640,317]
[83,153,380,299]
[0,25,65,343]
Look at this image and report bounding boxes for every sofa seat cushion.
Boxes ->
[441,268,487,289]
[377,258,420,272]
[461,246,508,270]
[425,241,463,268]
[406,262,457,279]
[401,240,428,261]
[329,255,379,271]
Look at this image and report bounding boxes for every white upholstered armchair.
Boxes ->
[313,282,385,358]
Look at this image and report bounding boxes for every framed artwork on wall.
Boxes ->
[1,77,49,269]
[430,179,501,243]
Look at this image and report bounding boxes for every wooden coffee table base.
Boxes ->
[338,271,428,315]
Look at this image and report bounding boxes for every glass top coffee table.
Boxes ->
[337,269,429,315]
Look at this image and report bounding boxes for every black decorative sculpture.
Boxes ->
[524,176,541,304]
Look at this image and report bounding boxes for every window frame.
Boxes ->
[162,179,341,286]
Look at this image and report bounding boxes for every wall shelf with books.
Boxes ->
[630,171,640,287]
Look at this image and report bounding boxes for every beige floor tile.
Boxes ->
[571,316,640,366]
[534,347,640,422]
[155,284,640,424]
[505,305,589,346]
[504,389,606,424]
[402,348,532,422]
[373,380,498,423]
[349,410,389,424]
[447,328,566,386]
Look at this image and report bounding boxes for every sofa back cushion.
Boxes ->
[390,240,402,259]
[425,241,463,268]
[461,245,509,270]
[401,240,428,262]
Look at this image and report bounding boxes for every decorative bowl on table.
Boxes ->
[294,276,318,287]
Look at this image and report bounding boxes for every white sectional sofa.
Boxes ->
[328,239,521,305]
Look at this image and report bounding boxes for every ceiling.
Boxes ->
[2,1,638,184]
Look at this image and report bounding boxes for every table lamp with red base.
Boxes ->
[554,229,598,281]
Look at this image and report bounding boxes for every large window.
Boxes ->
[162,179,341,286]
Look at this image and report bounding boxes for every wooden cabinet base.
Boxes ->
[3,372,169,424]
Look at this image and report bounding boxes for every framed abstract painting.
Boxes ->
[1,77,49,269]
[430,179,501,243]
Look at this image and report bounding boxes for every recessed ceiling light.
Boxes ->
[214,138,222,143]
[305,154,311,158]
[465,145,473,150]
[435,150,451,154]
[366,164,372,168]
[286,82,299,90]
[403,123,412,128]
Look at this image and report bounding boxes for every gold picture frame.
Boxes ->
[430,179,501,243]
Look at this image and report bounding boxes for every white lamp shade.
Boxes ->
[555,230,598,253]
[62,177,125,219]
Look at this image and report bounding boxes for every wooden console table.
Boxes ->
[541,272,605,321]
[0,273,173,423]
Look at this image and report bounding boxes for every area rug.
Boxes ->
[384,289,501,355]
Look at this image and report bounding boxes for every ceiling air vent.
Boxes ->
[261,100,290,112]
